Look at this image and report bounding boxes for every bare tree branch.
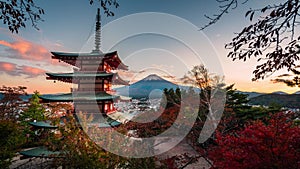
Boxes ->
[201,0,241,30]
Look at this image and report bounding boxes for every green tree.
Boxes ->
[19,91,47,147]
[236,106,281,122]
[216,84,285,138]
[20,91,45,122]
[0,120,25,168]
[0,86,28,168]
[225,84,251,113]
[217,84,252,134]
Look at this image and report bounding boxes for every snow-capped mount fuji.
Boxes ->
[271,91,288,95]
[115,74,179,99]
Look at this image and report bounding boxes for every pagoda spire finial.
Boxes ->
[93,8,101,53]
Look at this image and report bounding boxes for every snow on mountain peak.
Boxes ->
[271,91,288,95]
[142,74,165,81]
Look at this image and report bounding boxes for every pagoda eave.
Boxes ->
[51,51,128,70]
[51,51,117,58]
[46,77,73,83]
[46,72,115,80]
[39,92,120,103]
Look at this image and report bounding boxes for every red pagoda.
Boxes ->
[40,9,129,118]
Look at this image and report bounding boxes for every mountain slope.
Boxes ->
[271,91,288,95]
[116,74,179,99]
[249,94,300,108]
[238,91,264,99]
[0,93,32,101]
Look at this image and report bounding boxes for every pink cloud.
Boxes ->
[0,61,45,78]
[0,39,50,61]
[0,62,16,71]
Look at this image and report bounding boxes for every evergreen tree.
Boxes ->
[20,91,45,122]
[225,84,251,113]
[19,91,46,146]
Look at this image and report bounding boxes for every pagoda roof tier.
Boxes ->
[20,146,62,158]
[51,51,128,70]
[39,92,120,102]
[29,121,58,129]
[46,72,129,85]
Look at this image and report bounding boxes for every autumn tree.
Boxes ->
[0,0,119,33]
[46,113,127,168]
[183,65,225,148]
[209,112,300,169]
[46,112,158,168]
[203,0,300,86]
[126,88,181,138]
[0,85,27,121]
[0,86,27,168]
[183,64,224,122]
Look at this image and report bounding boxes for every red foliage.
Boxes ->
[125,105,180,137]
[209,112,300,169]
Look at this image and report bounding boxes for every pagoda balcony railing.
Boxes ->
[71,88,78,92]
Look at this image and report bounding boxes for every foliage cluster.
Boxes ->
[1,65,299,168]
[0,120,25,168]
[209,112,300,169]
[0,85,27,120]
[125,88,181,137]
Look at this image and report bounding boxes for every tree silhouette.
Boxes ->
[272,68,300,87]
[183,64,224,122]
[203,0,300,86]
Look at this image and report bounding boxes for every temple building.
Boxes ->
[40,8,129,118]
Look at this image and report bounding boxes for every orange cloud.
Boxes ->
[0,39,50,61]
[21,66,45,77]
[0,40,13,48]
[0,62,16,71]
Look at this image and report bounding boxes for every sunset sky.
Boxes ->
[0,0,297,94]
